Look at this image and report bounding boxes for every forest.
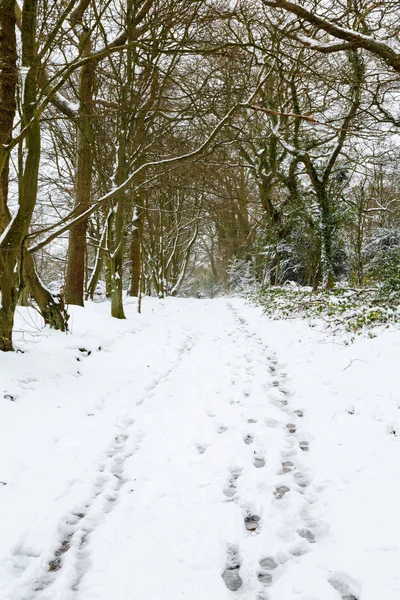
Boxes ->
[2,3,400,598]
[1,0,400,350]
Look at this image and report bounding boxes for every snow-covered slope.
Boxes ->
[0,298,399,600]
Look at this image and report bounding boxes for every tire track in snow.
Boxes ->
[1,331,199,600]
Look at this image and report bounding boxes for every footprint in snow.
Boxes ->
[244,514,260,532]
[297,528,315,543]
[253,454,266,468]
[196,443,208,454]
[291,545,311,557]
[230,398,241,405]
[259,556,279,570]
[78,347,92,357]
[258,555,280,587]
[258,571,273,585]
[328,572,361,600]
[244,434,254,445]
[222,545,242,591]
[223,467,242,498]
[274,485,290,499]
[294,472,309,488]
[281,460,294,473]
[48,537,72,573]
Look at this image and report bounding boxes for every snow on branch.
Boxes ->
[263,0,400,73]
[28,69,272,254]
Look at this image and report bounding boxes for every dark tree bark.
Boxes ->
[0,0,68,350]
[65,25,94,306]
[0,0,17,233]
[129,216,142,297]
[22,250,68,330]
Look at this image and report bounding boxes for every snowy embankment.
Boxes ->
[0,298,399,600]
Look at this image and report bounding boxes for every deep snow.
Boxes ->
[1,297,399,600]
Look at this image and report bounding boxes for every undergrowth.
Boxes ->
[251,283,400,341]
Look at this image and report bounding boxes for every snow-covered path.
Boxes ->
[1,298,400,600]
[73,301,319,600]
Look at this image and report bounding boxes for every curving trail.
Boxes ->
[0,299,363,600]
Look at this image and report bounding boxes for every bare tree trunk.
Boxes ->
[0,0,17,232]
[0,0,68,350]
[108,120,128,318]
[110,196,126,319]
[0,0,40,351]
[87,218,108,300]
[0,0,17,350]
[171,225,199,296]
[65,26,94,306]
[129,208,142,296]
[108,123,127,318]
[320,203,335,289]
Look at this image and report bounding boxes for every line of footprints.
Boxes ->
[221,397,357,600]
[222,411,310,595]
[220,308,358,599]
[221,400,357,600]
[221,348,312,595]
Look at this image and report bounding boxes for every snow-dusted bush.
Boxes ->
[365,227,400,255]
[228,258,258,295]
[365,228,400,297]
[252,283,399,340]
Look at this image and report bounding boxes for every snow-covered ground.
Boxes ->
[1,297,399,600]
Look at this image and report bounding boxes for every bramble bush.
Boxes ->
[250,283,399,340]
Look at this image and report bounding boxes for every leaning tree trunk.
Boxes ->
[65,26,93,306]
[0,0,68,350]
[22,250,68,330]
[87,218,108,300]
[170,225,199,297]
[0,0,40,351]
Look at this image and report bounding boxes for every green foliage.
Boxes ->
[251,283,399,339]
[371,248,400,299]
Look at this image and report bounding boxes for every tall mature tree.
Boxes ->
[65,0,94,306]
